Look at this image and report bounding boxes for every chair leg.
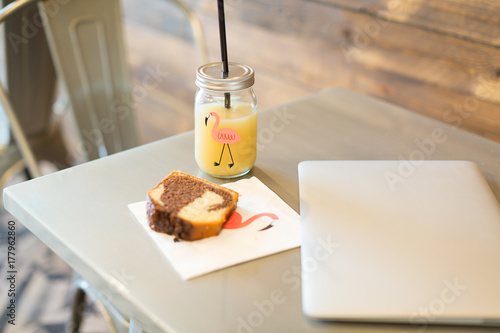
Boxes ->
[23,167,32,180]
[128,319,144,333]
[0,82,41,179]
[0,158,24,190]
[67,287,86,333]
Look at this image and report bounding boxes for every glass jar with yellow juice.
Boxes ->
[195,63,257,178]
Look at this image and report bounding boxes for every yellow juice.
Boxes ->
[195,102,257,178]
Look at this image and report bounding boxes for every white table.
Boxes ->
[4,88,500,332]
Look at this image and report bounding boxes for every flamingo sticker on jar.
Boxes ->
[195,62,257,178]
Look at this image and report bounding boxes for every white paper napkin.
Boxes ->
[128,176,300,280]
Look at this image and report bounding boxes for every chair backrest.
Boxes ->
[39,0,138,161]
[4,0,56,137]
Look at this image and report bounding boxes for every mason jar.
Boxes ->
[195,62,257,178]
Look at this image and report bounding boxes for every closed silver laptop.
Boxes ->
[298,160,500,327]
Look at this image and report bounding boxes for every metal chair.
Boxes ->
[1,0,135,330]
[1,0,208,178]
[1,0,208,331]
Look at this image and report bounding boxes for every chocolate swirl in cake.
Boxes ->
[160,175,233,212]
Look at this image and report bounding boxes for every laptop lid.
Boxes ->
[298,160,500,326]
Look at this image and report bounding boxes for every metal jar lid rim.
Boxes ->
[196,62,254,91]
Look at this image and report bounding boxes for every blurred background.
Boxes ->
[123,0,500,145]
[0,0,499,332]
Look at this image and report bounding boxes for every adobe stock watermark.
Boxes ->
[8,0,71,54]
[443,72,500,127]
[50,65,168,183]
[384,127,447,192]
[339,0,418,63]
[385,70,500,192]
[406,278,467,332]
[61,65,169,165]
[236,234,340,333]
[256,105,296,152]
[98,267,135,303]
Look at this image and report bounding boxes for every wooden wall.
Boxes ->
[311,0,500,142]
[122,0,500,143]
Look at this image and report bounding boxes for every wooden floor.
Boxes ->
[1,0,500,332]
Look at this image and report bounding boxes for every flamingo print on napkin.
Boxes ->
[128,177,300,280]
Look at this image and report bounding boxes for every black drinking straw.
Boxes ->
[217,0,231,108]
